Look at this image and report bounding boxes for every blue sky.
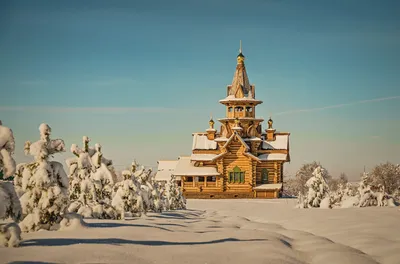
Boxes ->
[1,0,399,179]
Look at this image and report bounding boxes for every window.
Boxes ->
[246,107,253,112]
[228,107,233,112]
[186,177,193,182]
[207,176,216,182]
[235,107,244,112]
[261,168,269,184]
[198,176,204,182]
[229,166,245,183]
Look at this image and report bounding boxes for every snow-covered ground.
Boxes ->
[1,199,399,264]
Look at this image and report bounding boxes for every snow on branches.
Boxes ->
[0,121,16,179]
[0,121,22,247]
[165,175,186,210]
[297,166,330,208]
[16,123,69,232]
[67,136,117,219]
[112,168,143,219]
[297,165,399,209]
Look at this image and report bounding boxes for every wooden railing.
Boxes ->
[183,182,217,188]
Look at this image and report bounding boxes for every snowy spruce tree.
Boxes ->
[112,168,143,219]
[165,175,186,210]
[0,121,22,247]
[160,183,170,211]
[289,161,332,197]
[300,166,330,208]
[147,170,164,213]
[0,121,16,179]
[357,172,376,207]
[67,136,117,219]
[133,163,163,213]
[17,123,69,232]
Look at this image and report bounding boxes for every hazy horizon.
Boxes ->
[1,0,399,180]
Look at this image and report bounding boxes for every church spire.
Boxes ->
[237,40,245,64]
[229,40,250,97]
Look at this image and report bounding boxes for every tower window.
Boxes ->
[228,107,233,112]
[235,107,244,112]
[246,107,253,112]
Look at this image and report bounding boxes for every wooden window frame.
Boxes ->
[261,168,269,184]
[229,166,245,184]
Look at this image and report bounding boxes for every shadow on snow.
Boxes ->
[21,238,267,247]
[86,222,173,232]
[8,262,59,264]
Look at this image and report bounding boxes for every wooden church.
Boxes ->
[156,42,290,199]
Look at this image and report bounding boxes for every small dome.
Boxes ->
[267,117,273,129]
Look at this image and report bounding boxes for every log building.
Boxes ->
[156,43,290,198]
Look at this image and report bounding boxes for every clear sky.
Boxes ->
[1,0,399,180]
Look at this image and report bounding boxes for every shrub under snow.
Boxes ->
[0,222,21,248]
[17,123,69,232]
[59,213,87,231]
[0,182,23,247]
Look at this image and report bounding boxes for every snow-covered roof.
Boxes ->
[262,135,289,150]
[244,137,262,142]
[222,132,249,151]
[258,153,288,161]
[173,156,220,176]
[155,160,178,181]
[192,134,218,150]
[243,152,261,162]
[254,183,283,190]
[218,117,264,122]
[219,96,263,104]
[190,154,218,161]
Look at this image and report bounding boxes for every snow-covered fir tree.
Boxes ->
[159,183,170,211]
[301,166,331,208]
[133,163,163,213]
[112,169,143,219]
[165,175,186,210]
[0,121,16,180]
[67,136,117,219]
[0,121,22,247]
[0,182,22,247]
[16,123,68,232]
[90,143,116,216]
[287,161,332,197]
[147,170,164,213]
[330,183,345,207]
[358,172,376,207]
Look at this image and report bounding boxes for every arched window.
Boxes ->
[228,107,233,112]
[235,107,244,112]
[261,168,269,184]
[246,107,253,112]
[229,166,245,183]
